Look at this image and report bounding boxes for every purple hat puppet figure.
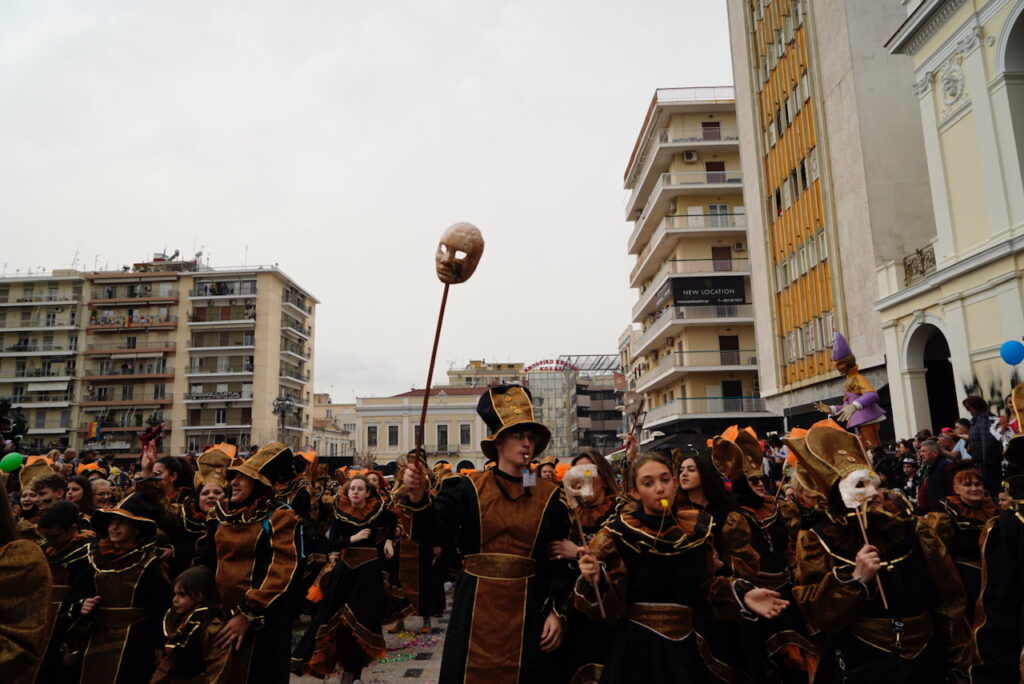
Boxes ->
[814,332,886,447]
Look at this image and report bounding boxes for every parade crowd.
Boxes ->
[2,381,1024,684]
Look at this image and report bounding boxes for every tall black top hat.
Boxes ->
[477,384,551,460]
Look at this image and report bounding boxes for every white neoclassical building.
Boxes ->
[880,0,1024,436]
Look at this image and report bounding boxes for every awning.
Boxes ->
[27,381,68,392]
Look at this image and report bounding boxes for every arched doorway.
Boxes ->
[905,323,959,433]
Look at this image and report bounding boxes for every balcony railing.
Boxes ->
[280,341,310,357]
[0,294,80,304]
[425,443,460,454]
[188,339,254,349]
[635,170,743,228]
[88,314,177,328]
[627,126,741,191]
[279,368,311,382]
[0,368,75,379]
[80,418,173,430]
[3,393,73,404]
[90,288,178,301]
[0,343,76,353]
[187,365,254,375]
[630,212,746,259]
[5,318,76,329]
[86,341,176,351]
[189,283,257,297]
[636,304,754,353]
[282,293,313,314]
[84,366,173,378]
[645,396,767,423]
[184,390,253,401]
[902,244,936,286]
[83,392,171,403]
[282,320,310,337]
[187,310,256,323]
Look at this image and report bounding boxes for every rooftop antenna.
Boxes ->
[70,249,80,269]
[243,244,248,266]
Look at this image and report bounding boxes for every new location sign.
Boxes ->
[671,276,745,305]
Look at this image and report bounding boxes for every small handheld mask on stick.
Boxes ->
[563,464,597,509]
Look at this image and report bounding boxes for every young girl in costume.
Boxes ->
[151,566,230,683]
[577,452,787,683]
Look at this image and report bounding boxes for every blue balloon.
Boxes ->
[1000,340,1024,366]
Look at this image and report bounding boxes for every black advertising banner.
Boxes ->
[671,276,745,305]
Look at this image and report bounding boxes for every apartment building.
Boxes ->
[446,359,526,387]
[877,0,1024,436]
[0,254,318,456]
[622,87,778,443]
[726,0,936,435]
[0,271,85,451]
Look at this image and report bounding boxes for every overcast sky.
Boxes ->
[1,0,734,400]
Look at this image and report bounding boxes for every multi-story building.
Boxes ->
[0,271,85,451]
[622,86,778,443]
[877,0,1024,436]
[0,255,318,457]
[726,0,936,435]
[446,359,526,387]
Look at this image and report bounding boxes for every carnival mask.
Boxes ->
[838,468,881,509]
[435,222,484,284]
[563,464,597,509]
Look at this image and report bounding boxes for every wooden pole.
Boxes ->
[413,283,450,468]
[571,501,605,619]
[855,506,889,610]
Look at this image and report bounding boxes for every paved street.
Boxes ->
[292,599,448,683]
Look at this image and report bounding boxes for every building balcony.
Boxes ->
[0,369,75,381]
[187,340,254,352]
[629,212,747,266]
[83,366,174,381]
[625,127,741,217]
[87,315,177,332]
[188,284,257,299]
[282,320,310,339]
[183,390,253,402]
[634,304,755,357]
[632,259,750,321]
[183,423,252,431]
[186,311,256,327]
[0,343,76,357]
[282,294,313,316]
[644,396,769,427]
[629,169,744,240]
[89,288,178,305]
[3,319,77,331]
[2,393,73,407]
[81,393,173,407]
[77,419,173,432]
[633,350,758,393]
[185,365,254,377]
[280,341,310,360]
[24,426,75,436]
[279,368,311,383]
[0,294,80,307]
[85,341,176,356]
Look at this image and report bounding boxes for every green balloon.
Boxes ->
[0,452,23,472]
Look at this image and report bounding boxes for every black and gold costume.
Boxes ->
[150,606,230,684]
[34,530,93,684]
[0,539,52,684]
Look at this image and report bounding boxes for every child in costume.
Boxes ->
[151,566,230,683]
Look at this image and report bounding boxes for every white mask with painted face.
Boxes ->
[563,464,597,509]
[838,468,881,509]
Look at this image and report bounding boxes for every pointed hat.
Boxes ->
[832,332,853,362]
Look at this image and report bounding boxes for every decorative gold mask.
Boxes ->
[435,222,484,284]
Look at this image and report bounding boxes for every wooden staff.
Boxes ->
[413,283,450,465]
[412,222,485,470]
[854,505,889,610]
[570,498,605,619]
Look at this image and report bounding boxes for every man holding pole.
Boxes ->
[401,384,573,684]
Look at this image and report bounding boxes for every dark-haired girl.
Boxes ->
[292,474,407,683]
[576,453,788,682]
[151,566,230,683]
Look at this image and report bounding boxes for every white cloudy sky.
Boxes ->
[1,0,734,399]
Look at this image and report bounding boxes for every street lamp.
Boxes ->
[272,395,297,446]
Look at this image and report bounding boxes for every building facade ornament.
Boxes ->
[913,71,935,96]
[902,0,970,55]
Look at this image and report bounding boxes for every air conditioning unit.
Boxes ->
[666,337,674,346]
[683,150,699,163]
[734,241,747,251]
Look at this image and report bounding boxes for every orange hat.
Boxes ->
[77,462,102,476]
[297,450,317,464]
[554,462,570,482]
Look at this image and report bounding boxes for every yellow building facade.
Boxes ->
[623,87,777,441]
[881,0,1024,435]
[727,0,936,431]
